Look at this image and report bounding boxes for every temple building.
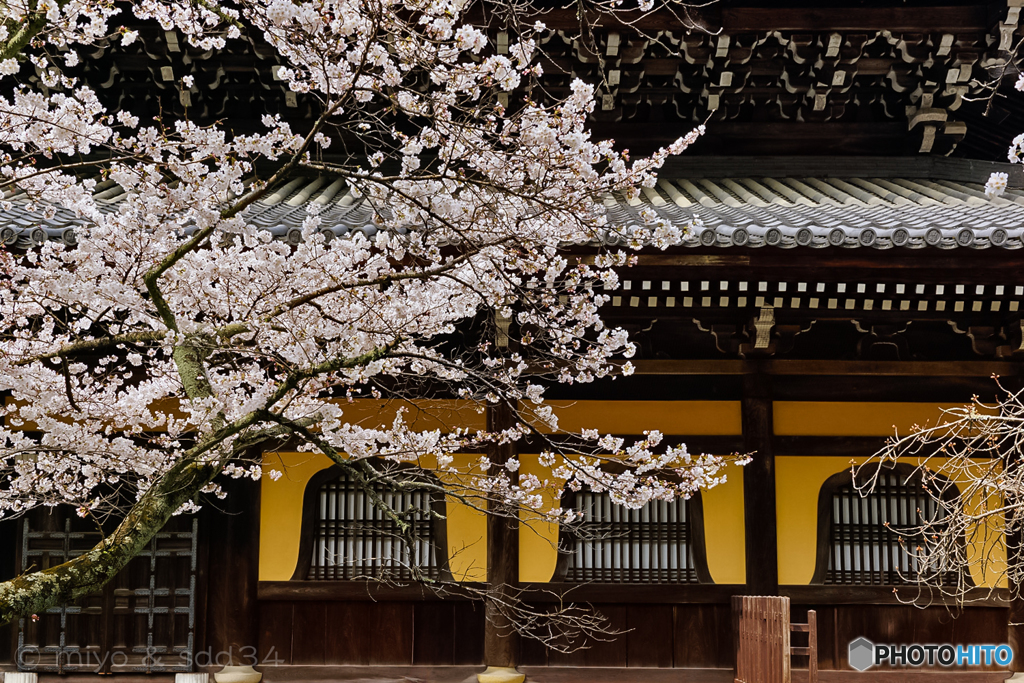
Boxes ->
[4,0,1024,681]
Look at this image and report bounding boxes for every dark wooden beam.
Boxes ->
[629,359,1022,377]
[465,4,721,31]
[773,436,898,459]
[1008,561,1024,672]
[567,243,1024,279]
[590,121,910,156]
[532,435,1006,459]
[485,402,520,669]
[525,435,1002,459]
[523,583,1008,607]
[0,517,15,666]
[781,584,1010,608]
[773,375,1006,403]
[257,580,484,601]
[519,583,745,604]
[204,477,261,665]
[607,250,1024,276]
[545,373,1004,403]
[1007,522,1024,673]
[258,581,1010,608]
[658,156,1024,189]
[742,372,779,595]
[721,6,988,32]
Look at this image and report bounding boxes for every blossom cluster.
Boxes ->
[987,71,1024,197]
[0,0,744,530]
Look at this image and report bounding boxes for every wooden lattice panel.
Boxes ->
[563,492,700,583]
[17,517,198,674]
[825,472,958,586]
[307,472,441,581]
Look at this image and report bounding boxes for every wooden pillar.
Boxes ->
[742,371,779,595]
[484,402,520,669]
[204,475,261,668]
[0,516,17,666]
[1006,378,1024,673]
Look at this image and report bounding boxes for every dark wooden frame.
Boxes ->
[810,461,970,587]
[551,489,713,584]
[14,506,206,674]
[291,463,451,582]
[257,579,1012,607]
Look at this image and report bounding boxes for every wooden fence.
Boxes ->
[733,596,817,683]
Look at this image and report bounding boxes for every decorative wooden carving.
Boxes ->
[57,15,1022,157]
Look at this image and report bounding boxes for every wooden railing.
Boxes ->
[791,609,818,683]
[733,595,818,683]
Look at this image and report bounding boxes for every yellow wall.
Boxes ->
[776,454,1005,588]
[260,451,494,582]
[444,492,488,582]
[774,401,966,436]
[774,402,1006,589]
[260,450,747,584]
[436,453,489,582]
[259,401,1003,590]
[258,400,744,582]
[5,397,486,433]
[543,400,741,435]
[518,453,561,582]
[261,450,335,581]
[776,455,866,585]
[701,471,746,584]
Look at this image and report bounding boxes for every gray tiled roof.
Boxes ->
[614,177,1024,249]
[3,175,1024,250]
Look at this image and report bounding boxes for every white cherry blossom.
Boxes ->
[0,0,747,623]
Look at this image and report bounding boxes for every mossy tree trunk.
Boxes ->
[0,456,219,625]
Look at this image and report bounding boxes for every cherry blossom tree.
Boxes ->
[860,381,1024,604]
[880,65,1024,600]
[0,0,743,633]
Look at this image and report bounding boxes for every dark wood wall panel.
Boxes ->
[258,599,1008,671]
[258,602,294,665]
[291,603,326,665]
[518,619,550,667]
[1,517,18,666]
[673,604,734,668]
[794,604,1008,672]
[452,602,486,665]
[259,600,469,667]
[582,606,629,667]
[543,606,629,667]
[203,478,258,667]
[368,603,414,665]
[791,606,837,670]
[324,603,372,665]
[413,602,455,665]
[627,605,674,668]
[518,604,731,668]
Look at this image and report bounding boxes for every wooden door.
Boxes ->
[16,511,200,674]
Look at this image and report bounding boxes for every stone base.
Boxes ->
[176,674,210,683]
[477,666,525,683]
[214,666,263,683]
[3,674,38,683]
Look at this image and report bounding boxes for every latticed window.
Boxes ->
[560,491,710,584]
[815,467,963,587]
[18,512,198,674]
[301,468,445,581]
